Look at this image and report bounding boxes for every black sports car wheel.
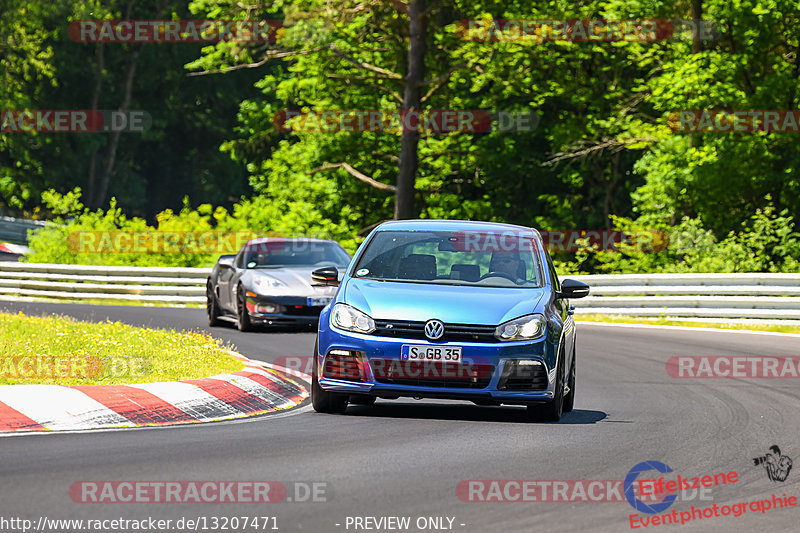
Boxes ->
[207,284,222,327]
[237,285,254,332]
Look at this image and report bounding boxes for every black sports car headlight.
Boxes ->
[331,303,376,334]
[252,276,287,294]
[495,314,546,342]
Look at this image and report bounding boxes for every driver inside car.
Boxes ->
[488,252,522,282]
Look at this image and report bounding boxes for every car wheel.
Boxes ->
[207,284,222,327]
[237,285,253,332]
[563,344,576,413]
[526,349,564,422]
[349,395,376,406]
[311,340,348,414]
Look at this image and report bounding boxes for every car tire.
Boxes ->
[349,395,376,406]
[526,349,564,422]
[311,341,348,414]
[207,283,223,327]
[237,286,253,332]
[563,344,576,413]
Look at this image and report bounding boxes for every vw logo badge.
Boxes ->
[424,319,445,341]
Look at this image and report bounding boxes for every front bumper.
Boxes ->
[317,326,559,405]
[244,294,329,325]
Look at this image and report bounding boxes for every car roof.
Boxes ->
[374,219,540,236]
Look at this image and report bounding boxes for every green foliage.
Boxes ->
[572,203,800,274]
[1,0,257,217]
[25,189,361,266]
[9,0,800,274]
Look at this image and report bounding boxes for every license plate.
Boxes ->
[401,345,462,363]
[307,296,333,307]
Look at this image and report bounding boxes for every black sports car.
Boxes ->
[206,237,351,331]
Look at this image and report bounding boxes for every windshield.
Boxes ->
[352,230,544,288]
[241,240,351,269]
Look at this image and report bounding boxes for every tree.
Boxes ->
[0,0,258,218]
[189,0,497,221]
[0,0,58,211]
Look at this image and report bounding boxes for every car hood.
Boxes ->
[343,278,545,325]
[245,267,337,295]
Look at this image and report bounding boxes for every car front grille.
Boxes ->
[372,320,497,342]
[370,359,494,389]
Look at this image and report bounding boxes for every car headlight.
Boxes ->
[495,314,546,341]
[331,303,375,334]
[253,276,286,293]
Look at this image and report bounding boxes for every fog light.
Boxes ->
[255,303,279,314]
[324,350,367,382]
[498,359,548,391]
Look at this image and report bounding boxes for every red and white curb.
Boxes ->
[0,242,30,255]
[0,354,310,434]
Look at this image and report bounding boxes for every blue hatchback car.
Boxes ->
[310,220,589,421]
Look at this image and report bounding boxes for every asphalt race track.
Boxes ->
[1,301,798,532]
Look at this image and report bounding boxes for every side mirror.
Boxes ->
[558,279,590,299]
[217,255,235,268]
[312,266,339,286]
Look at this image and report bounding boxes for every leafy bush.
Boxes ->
[28,190,800,274]
[25,188,362,267]
[553,202,800,274]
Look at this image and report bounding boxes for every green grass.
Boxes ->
[0,312,243,385]
[576,314,800,334]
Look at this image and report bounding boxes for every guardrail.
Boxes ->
[0,216,49,245]
[0,262,208,304]
[1,265,799,318]
[571,273,800,319]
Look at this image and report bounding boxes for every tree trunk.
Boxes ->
[87,42,104,207]
[394,0,426,220]
[94,45,143,207]
[688,0,703,148]
[691,0,703,54]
